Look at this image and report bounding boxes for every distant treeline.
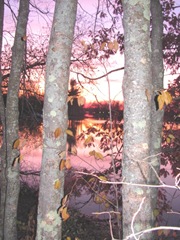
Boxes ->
[1,94,178,133]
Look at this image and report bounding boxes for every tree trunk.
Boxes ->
[0,1,5,239]
[122,1,154,239]
[150,0,164,181]
[36,1,77,239]
[3,1,29,239]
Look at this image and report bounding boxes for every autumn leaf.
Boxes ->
[13,139,20,149]
[84,135,94,146]
[94,151,103,160]
[104,202,110,209]
[54,127,61,138]
[59,159,66,171]
[168,134,175,139]
[157,90,172,110]
[54,179,61,189]
[108,42,114,50]
[81,40,86,47]
[162,91,172,105]
[88,177,96,183]
[153,208,160,217]
[89,150,103,160]
[99,176,107,181]
[157,94,164,110]
[100,42,106,51]
[66,237,71,240]
[81,40,88,51]
[61,195,69,207]
[58,195,69,219]
[94,195,104,204]
[89,150,95,156]
[66,129,74,137]
[61,207,70,221]
[77,96,85,106]
[65,158,72,169]
[113,40,119,52]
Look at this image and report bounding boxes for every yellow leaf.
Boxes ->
[113,40,119,52]
[94,151,103,160]
[77,96,85,106]
[54,179,61,189]
[166,137,171,143]
[61,207,70,221]
[99,176,107,181]
[66,237,71,240]
[66,129,74,137]
[108,42,114,50]
[94,195,103,204]
[65,159,72,170]
[59,159,66,171]
[168,134,175,139]
[54,127,61,138]
[157,94,164,110]
[61,195,69,207]
[104,202,110,209]
[13,139,20,149]
[153,208,160,217]
[84,135,94,146]
[71,146,77,155]
[88,177,96,183]
[100,42,106,51]
[162,91,172,105]
[89,150,95,156]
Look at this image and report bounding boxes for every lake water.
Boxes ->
[19,118,180,236]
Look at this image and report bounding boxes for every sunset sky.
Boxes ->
[2,0,179,103]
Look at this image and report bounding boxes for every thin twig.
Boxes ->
[130,197,146,240]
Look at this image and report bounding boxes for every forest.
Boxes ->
[0,0,179,240]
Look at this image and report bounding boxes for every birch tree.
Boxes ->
[0,1,5,237]
[36,1,77,239]
[0,1,29,239]
[149,0,164,212]
[122,0,154,239]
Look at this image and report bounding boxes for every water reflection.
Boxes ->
[19,118,180,238]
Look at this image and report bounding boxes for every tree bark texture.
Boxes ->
[4,1,29,239]
[36,1,77,239]
[122,0,154,239]
[149,0,164,218]
[150,0,164,178]
[0,1,5,239]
